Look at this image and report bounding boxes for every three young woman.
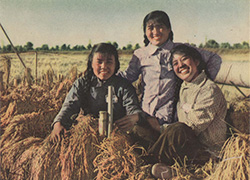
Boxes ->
[50,10,228,180]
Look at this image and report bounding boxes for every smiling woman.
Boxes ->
[149,44,228,179]
[50,43,143,143]
[171,44,207,82]
[92,53,116,81]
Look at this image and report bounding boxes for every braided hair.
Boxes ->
[143,10,174,46]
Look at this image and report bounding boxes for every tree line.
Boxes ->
[0,40,249,53]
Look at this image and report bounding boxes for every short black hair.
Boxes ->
[170,44,206,73]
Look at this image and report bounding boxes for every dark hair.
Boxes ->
[143,10,174,46]
[170,44,206,73]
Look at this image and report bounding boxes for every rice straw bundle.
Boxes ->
[1,85,64,128]
[23,68,33,86]
[1,55,11,88]
[59,114,99,180]
[228,98,250,134]
[167,157,215,180]
[93,129,149,180]
[0,137,43,180]
[30,136,62,180]
[0,111,55,148]
[206,134,250,180]
[54,78,73,99]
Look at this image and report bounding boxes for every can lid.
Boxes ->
[99,111,107,114]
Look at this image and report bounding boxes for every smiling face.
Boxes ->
[92,52,116,81]
[145,20,171,46]
[172,54,200,82]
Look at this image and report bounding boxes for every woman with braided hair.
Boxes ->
[50,43,143,143]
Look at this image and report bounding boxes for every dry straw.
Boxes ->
[207,134,250,180]
[93,128,150,180]
[1,82,249,179]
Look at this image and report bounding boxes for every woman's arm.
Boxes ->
[117,54,141,82]
[115,80,142,132]
[51,78,85,130]
[196,49,222,80]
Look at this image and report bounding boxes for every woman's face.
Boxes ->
[145,20,170,46]
[172,54,200,82]
[92,52,116,81]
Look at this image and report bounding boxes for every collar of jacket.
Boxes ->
[146,39,175,55]
[91,75,116,87]
[181,71,207,89]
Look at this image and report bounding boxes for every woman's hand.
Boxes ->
[115,113,139,132]
[50,122,66,143]
[146,116,161,133]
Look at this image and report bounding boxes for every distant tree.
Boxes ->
[198,43,204,48]
[134,43,140,50]
[16,45,24,52]
[41,44,49,51]
[72,45,78,51]
[87,43,92,50]
[6,44,12,52]
[61,44,67,51]
[242,41,249,49]
[55,45,59,51]
[233,43,242,49]
[112,42,119,49]
[126,43,133,50]
[24,42,34,51]
[67,45,71,51]
[190,43,196,47]
[2,46,7,53]
[204,39,219,48]
[122,46,127,50]
[79,45,86,51]
[220,42,231,49]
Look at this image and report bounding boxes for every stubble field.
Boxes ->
[1,49,249,102]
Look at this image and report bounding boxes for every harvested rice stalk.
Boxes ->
[23,68,33,86]
[30,136,62,180]
[69,66,78,82]
[0,137,43,180]
[228,98,250,134]
[168,157,215,180]
[0,71,4,91]
[0,111,56,148]
[30,114,99,180]
[54,78,73,99]
[206,134,250,180]
[60,114,99,180]
[1,101,17,126]
[1,84,65,129]
[93,128,149,180]
[1,55,11,88]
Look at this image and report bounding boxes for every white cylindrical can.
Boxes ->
[99,111,107,136]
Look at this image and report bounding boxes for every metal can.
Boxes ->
[99,111,107,136]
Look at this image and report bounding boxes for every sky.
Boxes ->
[0,0,249,49]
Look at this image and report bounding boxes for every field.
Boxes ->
[0,50,249,179]
[1,49,249,101]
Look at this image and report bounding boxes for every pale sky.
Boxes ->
[0,0,249,49]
